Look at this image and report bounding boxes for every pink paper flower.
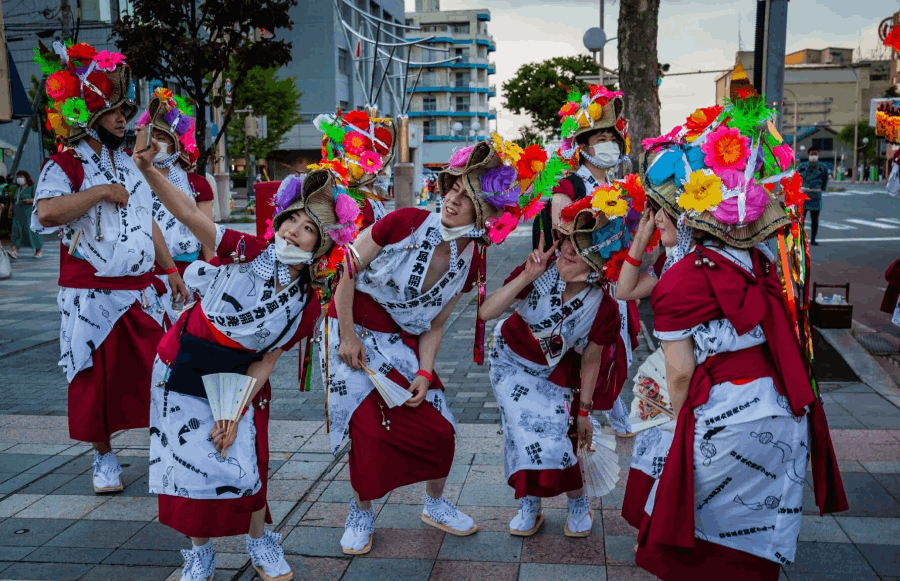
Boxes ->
[330,223,359,245]
[772,143,795,171]
[335,193,361,224]
[264,219,274,240]
[710,170,768,224]
[522,198,545,221]
[487,212,518,245]
[135,110,151,127]
[94,50,125,72]
[359,150,382,174]
[701,125,750,172]
[449,145,475,168]
[642,125,683,151]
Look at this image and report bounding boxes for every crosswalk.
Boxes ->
[814,217,900,231]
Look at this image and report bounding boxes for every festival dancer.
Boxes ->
[324,132,563,555]
[136,88,214,322]
[31,42,185,493]
[630,72,847,580]
[141,154,355,580]
[480,179,643,537]
[533,85,637,437]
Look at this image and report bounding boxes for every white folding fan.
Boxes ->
[202,373,258,457]
[362,364,413,408]
[578,421,620,498]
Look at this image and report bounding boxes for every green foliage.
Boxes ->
[225,66,302,160]
[885,86,900,99]
[513,125,545,149]
[836,119,877,158]
[502,54,605,138]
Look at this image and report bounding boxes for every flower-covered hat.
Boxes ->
[313,109,395,191]
[555,173,647,282]
[639,64,796,249]
[135,88,199,167]
[34,41,136,146]
[556,84,628,167]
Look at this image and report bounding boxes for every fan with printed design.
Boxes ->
[202,373,258,457]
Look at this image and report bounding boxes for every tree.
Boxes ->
[837,120,879,174]
[502,55,599,138]
[225,67,302,161]
[513,125,545,149]
[27,76,55,156]
[617,0,662,158]
[112,0,297,172]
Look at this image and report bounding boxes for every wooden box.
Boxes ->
[811,283,853,329]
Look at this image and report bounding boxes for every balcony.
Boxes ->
[488,84,497,97]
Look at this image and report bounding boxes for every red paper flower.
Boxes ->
[522,197,545,221]
[559,101,579,117]
[885,26,900,54]
[67,43,97,64]
[83,71,113,112]
[645,229,661,253]
[684,105,722,139]
[343,131,371,155]
[559,196,593,222]
[620,174,645,212]
[603,248,629,282]
[343,110,370,130]
[780,173,807,214]
[616,117,628,137]
[45,70,79,101]
[516,144,548,179]
[373,126,393,155]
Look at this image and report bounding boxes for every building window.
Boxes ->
[454,72,470,88]
[422,96,437,112]
[338,48,349,75]
[478,69,486,82]
[451,22,470,34]
[455,120,471,135]
[455,96,471,112]
[454,47,469,62]
[811,137,834,151]
[369,1,378,15]
[423,120,434,136]
[872,74,888,81]
[340,100,350,111]
[340,0,352,24]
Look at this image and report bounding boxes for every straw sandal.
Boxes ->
[564,508,595,538]
[509,511,545,537]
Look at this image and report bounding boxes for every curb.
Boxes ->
[818,325,900,410]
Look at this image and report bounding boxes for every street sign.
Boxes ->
[210,123,218,138]
[245,115,258,138]
[257,116,268,140]
[225,78,233,105]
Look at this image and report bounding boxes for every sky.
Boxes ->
[404,0,899,139]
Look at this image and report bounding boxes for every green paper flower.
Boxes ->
[567,89,581,102]
[172,94,195,117]
[32,47,63,75]
[61,98,89,125]
[561,116,578,139]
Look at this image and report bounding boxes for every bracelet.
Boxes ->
[624,253,641,267]
[578,409,590,417]
[579,400,593,411]
[163,266,179,275]
[416,369,433,382]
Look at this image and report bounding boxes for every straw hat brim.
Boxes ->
[684,198,790,249]
[640,147,686,221]
[555,208,611,274]
[273,169,337,261]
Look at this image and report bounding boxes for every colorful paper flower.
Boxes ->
[616,117,628,137]
[587,102,603,120]
[591,185,628,218]
[701,125,750,172]
[45,71,78,101]
[885,26,900,54]
[559,101,579,117]
[481,165,517,194]
[603,249,630,282]
[645,229,661,252]
[491,133,523,164]
[67,43,97,64]
[620,174,645,212]
[642,125,683,151]
[373,126,393,155]
[83,72,113,112]
[154,87,173,102]
[135,110,151,127]
[780,173,807,214]
[335,193,361,223]
[516,145,548,179]
[449,145,474,168]
[94,50,125,71]
[684,105,722,141]
[560,117,579,139]
[487,212,519,245]
[560,196,593,222]
[678,169,723,213]
[343,131,370,155]
[61,98,89,125]
[522,197,545,221]
[330,223,359,246]
[359,150,382,174]
[343,110,370,130]
[772,143,795,171]
[711,171,768,224]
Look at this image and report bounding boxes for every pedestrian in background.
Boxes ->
[8,171,42,259]
[797,147,829,245]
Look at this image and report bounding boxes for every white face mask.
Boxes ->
[15,177,25,186]
[274,233,314,265]
[808,155,818,163]
[440,222,477,241]
[153,143,171,163]
[588,141,621,168]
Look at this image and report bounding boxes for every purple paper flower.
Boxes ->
[274,175,303,213]
[484,188,522,209]
[480,165,517,194]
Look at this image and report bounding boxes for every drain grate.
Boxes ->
[855,333,900,356]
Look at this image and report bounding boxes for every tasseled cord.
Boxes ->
[473,245,488,365]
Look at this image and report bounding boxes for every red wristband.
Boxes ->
[624,253,641,267]
[163,265,179,275]
[416,369,433,382]
[578,409,590,417]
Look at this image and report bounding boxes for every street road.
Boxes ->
[806,183,900,338]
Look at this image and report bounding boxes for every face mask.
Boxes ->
[582,141,621,168]
[153,143,171,163]
[94,124,126,150]
[274,233,314,265]
[809,155,818,163]
[440,222,477,241]
[16,177,25,186]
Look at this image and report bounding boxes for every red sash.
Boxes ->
[58,243,165,296]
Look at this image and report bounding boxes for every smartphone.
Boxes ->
[136,126,153,154]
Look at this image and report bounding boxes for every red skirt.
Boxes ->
[349,390,455,501]
[635,536,781,581]
[68,303,164,443]
[508,432,583,498]
[158,383,274,538]
[621,468,655,528]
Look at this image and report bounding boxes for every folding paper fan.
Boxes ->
[578,421,620,498]
[362,364,413,408]
[202,373,257,457]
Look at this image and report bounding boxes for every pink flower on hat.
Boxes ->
[487,212,518,244]
[359,150,382,174]
[335,193,361,224]
[94,50,126,72]
[449,145,474,168]
[702,125,750,172]
[772,144,795,171]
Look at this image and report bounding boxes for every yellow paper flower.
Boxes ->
[679,170,723,213]
[591,185,628,218]
[575,109,591,128]
[588,102,603,121]
[491,133,523,164]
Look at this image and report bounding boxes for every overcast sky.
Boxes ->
[405,0,899,139]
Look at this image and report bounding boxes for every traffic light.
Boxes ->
[657,63,670,86]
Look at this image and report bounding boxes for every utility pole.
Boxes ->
[853,67,860,183]
[599,0,605,86]
[763,0,788,130]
